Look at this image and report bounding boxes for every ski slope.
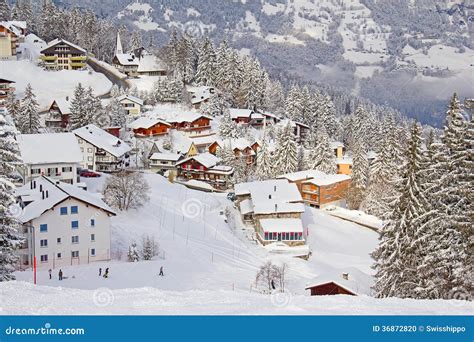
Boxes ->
[3,174,470,314]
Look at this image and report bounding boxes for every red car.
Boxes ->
[80,170,101,178]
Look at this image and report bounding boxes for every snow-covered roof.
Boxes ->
[258,111,281,120]
[51,98,71,114]
[177,152,220,168]
[137,53,166,72]
[188,86,214,104]
[260,218,304,233]
[16,176,115,223]
[167,112,212,124]
[117,94,144,106]
[114,53,139,66]
[305,268,373,296]
[0,21,22,36]
[9,20,26,30]
[42,38,86,54]
[73,124,131,158]
[277,118,310,129]
[17,133,82,165]
[239,198,253,215]
[229,138,257,152]
[235,179,304,215]
[230,108,253,119]
[189,135,220,147]
[337,157,353,165]
[129,117,171,129]
[330,141,344,149]
[279,170,351,186]
[149,152,182,161]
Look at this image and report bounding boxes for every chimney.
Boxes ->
[39,184,43,192]
[66,96,69,101]
[274,185,276,192]
[268,194,272,199]
[33,180,36,189]
[41,191,44,200]
[46,190,49,198]
[342,273,349,281]
[275,203,278,212]
[30,180,33,189]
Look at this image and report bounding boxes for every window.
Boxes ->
[57,237,61,244]
[71,206,78,214]
[40,255,48,262]
[91,234,95,241]
[31,168,41,175]
[71,251,79,258]
[62,166,72,173]
[57,253,62,258]
[60,207,68,215]
[40,224,48,232]
[71,221,79,229]
[72,235,79,243]
[264,232,269,240]
[90,248,96,256]
[40,239,48,247]
[87,148,93,153]
[90,219,95,227]
[87,157,93,161]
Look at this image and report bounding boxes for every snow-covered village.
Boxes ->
[0,0,472,326]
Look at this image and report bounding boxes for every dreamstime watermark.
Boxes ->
[8,203,23,218]
[270,291,292,308]
[4,322,85,336]
[95,113,112,128]
[181,198,204,219]
[447,288,472,307]
[183,21,204,39]
[93,287,115,307]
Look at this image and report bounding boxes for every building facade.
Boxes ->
[40,39,87,70]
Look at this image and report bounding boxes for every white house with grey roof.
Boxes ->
[73,124,131,172]
[15,176,115,269]
[17,133,82,184]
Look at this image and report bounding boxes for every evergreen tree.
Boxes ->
[194,37,216,86]
[17,84,40,134]
[200,92,229,117]
[285,85,302,121]
[347,137,369,209]
[274,122,298,175]
[372,123,438,298]
[127,242,140,262]
[0,0,10,21]
[107,97,126,128]
[5,92,20,127]
[256,136,274,180]
[69,83,89,130]
[129,30,142,51]
[306,125,337,173]
[218,110,238,139]
[0,114,23,281]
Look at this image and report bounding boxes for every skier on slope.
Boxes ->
[159,266,164,276]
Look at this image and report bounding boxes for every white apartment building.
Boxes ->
[16,176,115,269]
[73,124,131,172]
[17,133,82,184]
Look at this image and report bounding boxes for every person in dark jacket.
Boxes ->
[48,269,52,280]
[159,266,164,276]
[271,279,276,290]
[59,269,63,281]
[99,268,102,276]
[103,268,109,278]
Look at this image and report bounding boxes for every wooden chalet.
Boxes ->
[168,112,213,136]
[0,78,15,110]
[129,117,171,137]
[45,98,71,131]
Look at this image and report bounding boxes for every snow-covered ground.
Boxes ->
[0,60,112,109]
[2,173,470,315]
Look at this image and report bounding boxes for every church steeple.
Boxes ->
[116,31,123,55]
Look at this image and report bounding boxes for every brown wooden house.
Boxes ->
[0,78,15,109]
[168,113,212,136]
[129,117,171,137]
[45,98,71,131]
[278,170,351,208]
[306,282,356,296]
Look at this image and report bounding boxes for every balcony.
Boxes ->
[70,55,87,62]
[70,62,86,68]
[40,55,57,62]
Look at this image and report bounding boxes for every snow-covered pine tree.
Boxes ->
[321,95,338,139]
[69,83,88,130]
[215,141,235,166]
[218,109,238,139]
[200,92,229,117]
[264,79,285,114]
[274,122,298,175]
[0,114,23,281]
[307,125,337,174]
[372,122,438,299]
[215,40,229,90]
[284,85,302,122]
[347,137,369,209]
[177,35,195,84]
[256,135,274,180]
[107,97,126,128]
[0,0,10,21]
[424,93,473,299]
[299,86,311,125]
[127,242,140,262]
[5,92,20,127]
[129,30,142,51]
[17,83,40,134]
[194,37,216,86]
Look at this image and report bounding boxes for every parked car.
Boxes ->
[227,192,236,201]
[79,170,100,178]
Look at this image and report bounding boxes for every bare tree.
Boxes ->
[103,171,150,211]
[255,261,288,293]
[274,263,288,293]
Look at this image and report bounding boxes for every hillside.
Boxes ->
[3,173,470,315]
[56,0,473,125]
